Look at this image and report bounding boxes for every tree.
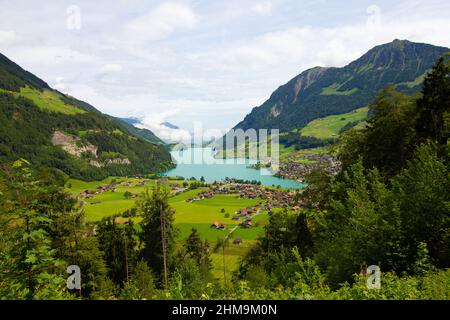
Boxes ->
[315,160,405,287]
[121,261,157,300]
[361,86,418,177]
[124,191,133,199]
[185,228,212,272]
[416,56,450,149]
[48,206,111,298]
[96,217,138,286]
[0,160,71,299]
[302,168,333,210]
[392,143,450,268]
[138,183,175,288]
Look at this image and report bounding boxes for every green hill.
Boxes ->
[0,52,173,182]
[300,107,369,139]
[233,40,449,133]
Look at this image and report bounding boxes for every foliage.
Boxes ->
[138,183,176,285]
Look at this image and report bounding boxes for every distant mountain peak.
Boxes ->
[233,40,449,132]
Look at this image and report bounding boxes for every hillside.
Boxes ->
[233,39,449,132]
[0,52,173,181]
[299,106,369,139]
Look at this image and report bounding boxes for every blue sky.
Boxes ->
[0,0,449,141]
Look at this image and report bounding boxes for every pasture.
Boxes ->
[300,106,369,139]
[66,177,271,279]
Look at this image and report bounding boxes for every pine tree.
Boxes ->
[138,183,175,288]
[416,56,450,148]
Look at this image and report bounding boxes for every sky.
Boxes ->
[0,0,449,142]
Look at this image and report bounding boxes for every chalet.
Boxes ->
[79,189,95,199]
[210,222,226,230]
[240,219,253,228]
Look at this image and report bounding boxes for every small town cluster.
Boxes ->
[277,154,341,181]
[186,181,303,232]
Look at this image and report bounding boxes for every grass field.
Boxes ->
[0,86,86,115]
[321,82,359,96]
[66,177,271,279]
[300,106,369,139]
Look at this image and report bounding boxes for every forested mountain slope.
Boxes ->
[0,52,173,181]
[234,40,449,132]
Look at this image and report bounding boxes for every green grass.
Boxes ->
[300,107,369,139]
[66,179,269,241]
[321,83,359,96]
[210,241,255,281]
[66,177,157,221]
[0,86,85,115]
[357,63,374,74]
[171,193,267,242]
[67,177,272,281]
[397,72,427,88]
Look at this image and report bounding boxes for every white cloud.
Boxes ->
[125,2,198,42]
[0,31,15,46]
[252,2,273,15]
[191,17,450,78]
[10,46,96,66]
[100,63,123,74]
[1,0,450,134]
[137,110,192,143]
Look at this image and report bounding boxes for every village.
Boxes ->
[78,178,150,202]
[76,176,305,237]
[186,181,304,233]
[276,153,342,181]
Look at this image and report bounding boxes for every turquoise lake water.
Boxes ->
[162,148,304,189]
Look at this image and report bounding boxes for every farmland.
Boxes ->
[66,177,273,280]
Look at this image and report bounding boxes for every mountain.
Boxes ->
[161,121,179,130]
[116,117,165,145]
[0,52,173,181]
[233,40,449,133]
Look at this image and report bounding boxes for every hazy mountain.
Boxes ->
[161,121,180,130]
[233,39,449,132]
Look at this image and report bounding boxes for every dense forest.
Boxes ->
[0,56,449,300]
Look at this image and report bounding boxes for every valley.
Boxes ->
[1,36,449,301]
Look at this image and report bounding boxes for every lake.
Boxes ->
[162,147,304,189]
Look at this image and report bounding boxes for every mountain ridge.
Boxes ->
[233,39,449,132]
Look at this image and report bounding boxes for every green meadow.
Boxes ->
[67,177,269,241]
[0,86,86,115]
[300,106,369,139]
[66,177,271,279]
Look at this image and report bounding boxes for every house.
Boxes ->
[210,221,226,230]
[240,219,253,228]
[232,215,240,221]
[233,237,242,245]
